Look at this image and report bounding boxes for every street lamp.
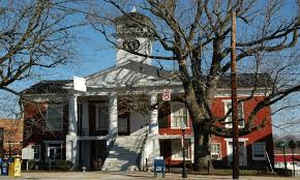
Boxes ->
[181,120,187,178]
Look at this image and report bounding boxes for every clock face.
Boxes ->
[123,39,140,51]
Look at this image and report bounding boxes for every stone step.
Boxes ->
[101,127,148,171]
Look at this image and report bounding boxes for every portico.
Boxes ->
[65,89,161,169]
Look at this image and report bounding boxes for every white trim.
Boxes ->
[224,138,248,142]
[252,142,266,160]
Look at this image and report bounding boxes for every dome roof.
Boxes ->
[114,12,155,38]
[114,12,154,27]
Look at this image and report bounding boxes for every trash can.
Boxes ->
[1,160,8,176]
[13,157,21,177]
[154,159,166,178]
[0,158,2,175]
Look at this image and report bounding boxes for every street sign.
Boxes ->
[162,89,171,101]
[22,147,34,160]
[73,76,87,92]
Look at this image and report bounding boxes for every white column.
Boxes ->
[150,94,159,135]
[108,93,118,145]
[68,95,78,134]
[144,94,160,167]
[66,95,78,167]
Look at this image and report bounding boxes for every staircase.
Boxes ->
[102,127,148,171]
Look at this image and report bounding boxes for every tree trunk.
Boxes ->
[193,121,214,171]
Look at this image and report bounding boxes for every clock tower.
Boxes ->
[114,11,155,65]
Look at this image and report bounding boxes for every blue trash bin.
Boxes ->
[1,160,8,176]
[0,158,2,175]
[154,159,165,178]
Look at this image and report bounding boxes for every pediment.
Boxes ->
[85,61,172,88]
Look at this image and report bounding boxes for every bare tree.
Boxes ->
[86,0,300,170]
[0,0,86,96]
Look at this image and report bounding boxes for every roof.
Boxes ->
[217,73,272,89]
[22,63,272,95]
[22,80,72,94]
[114,12,154,26]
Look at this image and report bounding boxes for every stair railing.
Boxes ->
[137,125,150,171]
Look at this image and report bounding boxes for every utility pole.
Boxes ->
[231,10,239,180]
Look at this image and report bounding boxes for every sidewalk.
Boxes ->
[128,171,297,180]
[0,171,296,180]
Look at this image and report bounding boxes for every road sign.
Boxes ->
[162,89,171,101]
[73,76,87,92]
[22,147,34,160]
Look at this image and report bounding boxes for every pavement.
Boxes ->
[0,171,298,180]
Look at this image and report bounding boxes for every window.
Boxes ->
[47,143,63,161]
[46,104,63,131]
[227,141,247,166]
[171,139,191,160]
[211,143,221,160]
[32,145,41,160]
[171,102,188,128]
[252,142,265,160]
[223,100,244,128]
[95,103,109,131]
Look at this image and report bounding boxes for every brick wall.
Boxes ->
[23,102,69,147]
[0,119,23,156]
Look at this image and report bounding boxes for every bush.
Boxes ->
[55,160,73,170]
[22,160,39,170]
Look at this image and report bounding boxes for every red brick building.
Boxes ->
[157,93,273,169]
[0,118,23,157]
[21,12,274,171]
[22,86,69,166]
[210,96,273,169]
[22,74,274,171]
